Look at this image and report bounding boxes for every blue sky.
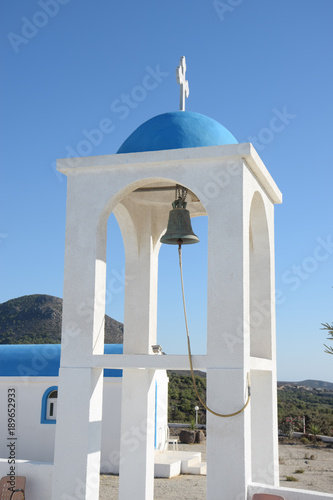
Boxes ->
[1,0,332,382]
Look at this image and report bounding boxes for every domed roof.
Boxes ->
[116,111,237,154]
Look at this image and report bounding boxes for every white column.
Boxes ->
[118,204,159,500]
[52,177,107,500]
[52,367,104,500]
[119,369,156,500]
[207,369,250,500]
[206,168,252,500]
[251,370,278,485]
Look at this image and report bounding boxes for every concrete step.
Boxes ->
[181,453,201,469]
[182,461,207,475]
[154,450,204,478]
[154,459,181,478]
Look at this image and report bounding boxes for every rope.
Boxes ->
[178,242,251,418]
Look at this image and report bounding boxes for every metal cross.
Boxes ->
[176,56,189,111]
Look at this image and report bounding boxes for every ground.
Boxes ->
[99,442,333,499]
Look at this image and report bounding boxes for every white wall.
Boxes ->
[0,377,57,462]
[0,459,53,499]
[0,370,168,469]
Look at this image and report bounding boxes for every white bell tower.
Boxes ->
[51,55,286,500]
[51,138,282,499]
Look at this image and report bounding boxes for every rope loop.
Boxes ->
[178,243,251,418]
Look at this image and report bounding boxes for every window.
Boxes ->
[46,390,57,419]
[41,386,58,424]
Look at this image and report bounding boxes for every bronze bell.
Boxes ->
[160,199,199,245]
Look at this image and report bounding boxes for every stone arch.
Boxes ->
[249,191,272,359]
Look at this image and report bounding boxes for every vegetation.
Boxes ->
[322,322,333,355]
[168,372,333,437]
[307,423,322,443]
[168,371,206,424]
[277,384,333,437]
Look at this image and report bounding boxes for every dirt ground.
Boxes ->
[99,441,333,499]
[279,442,333,494]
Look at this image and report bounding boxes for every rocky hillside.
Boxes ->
[278,380,333,390]
[0,294,123,344]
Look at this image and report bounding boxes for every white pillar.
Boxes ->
[52,177,107,500]
[119,369,156,500]
[251,370,278,485]
[52,367,104,500]
[118,204,160,500]
[206,168,252,500]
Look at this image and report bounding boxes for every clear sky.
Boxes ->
[1,0,332,382]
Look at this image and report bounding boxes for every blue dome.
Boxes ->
[116,111,238,154]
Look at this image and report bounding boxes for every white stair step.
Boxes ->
[154,459,181,478]
[180,452,201,469]
[182,461,207,475]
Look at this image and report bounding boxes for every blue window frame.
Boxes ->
[41,386,58,424]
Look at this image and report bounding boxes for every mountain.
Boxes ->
[0,294,123,344]
[278,380,333,390]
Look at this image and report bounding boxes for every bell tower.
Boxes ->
[52,58,282,500]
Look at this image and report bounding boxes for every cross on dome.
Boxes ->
[176,56,189,111]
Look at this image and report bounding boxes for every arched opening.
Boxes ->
[101,178,208,492]
[101,177,208,355]
[249,192,276,485]
[249,191,272,359]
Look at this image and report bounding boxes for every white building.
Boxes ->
[0,344,168,472]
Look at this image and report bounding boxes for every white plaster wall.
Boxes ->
[0,377,57,462]
[0,370,168,471]
[0,459,53,500]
